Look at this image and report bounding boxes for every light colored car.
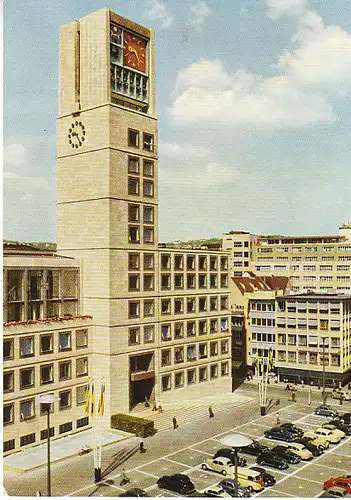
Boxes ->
[303,431,330,449]
[314,428,341,444]
[322,424,346,439]
[203,485,232,498]
[331,391,351,401]
[201,457,235,477]
[278,442,313,460]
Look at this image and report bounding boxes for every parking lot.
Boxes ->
[68,402,350,498]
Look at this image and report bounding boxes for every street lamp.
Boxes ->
[220,434,253,497]
[37,394,60,496]
[321,337,327,405]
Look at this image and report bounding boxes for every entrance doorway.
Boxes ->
[129,352,155,409]
[130,378,154,407]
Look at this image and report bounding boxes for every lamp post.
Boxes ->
[37,394,60,496]
[220,434,253,498]
[321,337,327,405]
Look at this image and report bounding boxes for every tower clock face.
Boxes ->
[123,31,147,73]
[68,121,86,149]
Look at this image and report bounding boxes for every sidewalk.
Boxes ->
[3,428,133,474]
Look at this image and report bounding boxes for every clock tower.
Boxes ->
[57,8,158,418]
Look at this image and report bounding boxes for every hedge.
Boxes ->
[111,413,156,437]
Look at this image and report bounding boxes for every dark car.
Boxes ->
[328,419,351,435]
[214,448,247,467]
[340,413,351,424]
[157,474,196,495]
[257,451,289,470]
[294,437,324,456]
[219,479,251,497]
[240,440,269,456]
[248,466,276,487]
[271,446,301,464]
[279,423,304,437]
[264,427,295,442]
[119,488,149,497]
[315,406,338,417]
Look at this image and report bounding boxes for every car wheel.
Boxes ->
[157,481,165,489]
[201,463,208,470]
[221,470,227,476]
[248,486,253,493]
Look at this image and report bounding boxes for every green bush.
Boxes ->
[111,413,156,437]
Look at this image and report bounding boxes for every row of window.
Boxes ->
[276,351,341,366]
[160,254,228,272]
[277,303,341,313]
[277,334,341,347]
[161,362,229,391]
[128,225,154,244]
[257,246,351,253]
[249,302,275,312]
[6,300,78,323]
[4,384,88,425]
[128,297,229,318]
[128,204,154,224]
[251,318,275,327]
[251,333,276,343]
[276,319,341,331]
[161,339,229,366]
[4,358,88,393]
[3,330,88,361]
[128,129,154,152]
[160,318,229,341]
[128,156,154,177]
[3,417,89,452]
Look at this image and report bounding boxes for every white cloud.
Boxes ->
[266,0,307,19]
[4,143,27,166]
[160,161,240,189]
[160,142,211,158]
[4,171,51,201]
[189,1,213,33]
[146,0,173,29]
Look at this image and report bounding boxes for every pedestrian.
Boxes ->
[285,383,290,391]
[301,378,304,386]
[144,397,150,408]
[158,403,163,413]
[340,394,344,406]
[318,382,321,390]
[120,468,130,486]
[172,416,178,429]
[308,388,311,406]
[36,492,42,497]
[276,411,280,425]
[208,405,214,418]
[274,375,278,384]
[139,440,146,453]
[152,402,157,411]
[292,390,296,403]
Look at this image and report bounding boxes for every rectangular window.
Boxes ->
[199,255,207,270]
[59,390,71,410]
[129,226,140,243]
[128,156,139,174]
[210,257,218,271]
[128,177,139,195]
[161,349,171,366]
[199,274,207,288]
[76,384,88,405]
[143,180,154,197]
[129,274,140,291]
[59,332,71,351]
[220,296,228,310]
[187,321,196,337]
[187,344,196,361]
[4,371,14,393]
[199,320,207,335]
[161,274,171,290]
[187,298,195,313]
[174,323,184,339]
[40,334,53,354]
[41,427,55,440]
[143,206,154,223]
[40,364,54,385]
[221,318,228,331]
[144,227,154,243]
[162,375,171,391]
[77,417,89,428]
[129,301,140,318]
[210,364,218,379]
[59,422,73,434]
[187,369,196,385]
[199,366,207,382]
[143,160,154,177]
[174,255,183,270]
[187,274,195,289]
[20,399,35,420]
[161,324,171,341]
[210,318,218,333]
[76,329,88,348]
[187,255,195,270]
[199,297,207,312]
[20,433,36,446]
[3,339,14,360]
[144,299,154,316]
[199,343,207,359]
[221,362,229,376]
[20,337,34,358]
[210,341,218,356]
[220,274,228,288]
[4,403,14,425]
[144,325,154,343]
[128,129,139,148]
[129,253,140,270]
[210,296,218,311]
[20,367,35,389]
[174,347,184,364]
[129,327,140,345]
[161,299,171,314]
[143,133,154,151]
[76,357,88,377]
[174,298,184,314]
[221,339,229,354]
[144,253,154,270]
[128,204,139,222]
[174,274,183,289]
[175,372,184,388]
[4,439,15,452]
[220,257,228,270]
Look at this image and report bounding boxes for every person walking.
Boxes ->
[308,388,311,406]
[208,405,214,418]
[172,416,178,429]
[139,440,146,453]
[292,390,296,403]
[120,469,130,486]
[276,411,280,425]
[340,393,344,406]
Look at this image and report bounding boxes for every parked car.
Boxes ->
[318,487,351,498]
[271,445,301,464]
[257,451,289,470]
[331,391,351,401]
[157,474,196,494]
[323,478,351,494]
[239,440,269,456]
[203,485,232,498]
[340,413,351,424]
[303,431,330,449]
[293,437,324,456]
[248,466,276,487]
[279,423,304,437]
[328,420,351,435]
[219,479,251,497]
[315,406,338,417]
[214,448,247,467]
[201,457,235,477]
[264,427,295,442]
[276,442,313,460]
[322,424,346,439]
[119,489,149,497]
[313,428,341,444]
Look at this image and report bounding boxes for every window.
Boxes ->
[174,274,183,289]
[187,255,195,270]
[174,298,184,314]
[174,255,183,270]
[199,256,207,270]
[41,428,55,440]
[221,362,229,376]
[320,319,329,331]
[221,257,228,270]
[77,417,89,429]
[143,160,154,177]
[288,352,296,363]
[59,422,73,434]
[199,297,207,312]
[39,335,52,354]
[20,367,34,389]
[199,274,207,288]
[277,350,286,362]
[4,371,14,393]
[161,274,171,290]
[210,257,218,271]
[187,321,196,337]
[129,226,140,243]
[310,352,318,364]
[76,384,88,405]
[143,206,154,224]
[144,253,154,270]
[40,364,54,385]
[143,180,154,197]
[144,299,154,316]
[20,433,36,446]
[220,296,228,310]
[20,399,35,420]
[199,366,207,382]
[129,327,140,345]
[59,390,71,410]
[143,133,154,151]
[129,274,140,291]
[129,301,140,318]
[128,204,139,223]
[221,318,228,331]
[128,253,140,270]
[174,323,184,339]
[210,296,218,311]
[298,352,307,363]
[187,274,195,289]
[199,343,207,359]
[210,364,218,379]
[210,341,218,356]
[59,332,71,351]
[161,324,171,341]
[187,369,196,385]
[76,329,88,349]
[128,156,139,174]
[128,177,139,195]
[161,349,171,366]
[20,337,34,357]
[4,439,15,452]
[210,319,218,333]
[4,403,14,425]
[161,299,171,315]
[187,345,196,361]
[162,375,171,391]
[220,274,228,288]
[199,320,207,335]
[144,325,154,343]
[221,339,229,354]
[3,339,14,360]
[174,347,184,364]
[128,129,139,147]
[187,298,195,313]
[144,227,154,243]
[76,357,88,377]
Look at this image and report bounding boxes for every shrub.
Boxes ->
[111,413,155,437]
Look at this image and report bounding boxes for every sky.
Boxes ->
[4,0,351,242]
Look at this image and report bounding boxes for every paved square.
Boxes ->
[276,475,323,497]
[233,422,270,437]
[316,452,350,472]
[192,438,231,454]
[259,488,294,497]
[138,458,189,477]
[168,449,209,468]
